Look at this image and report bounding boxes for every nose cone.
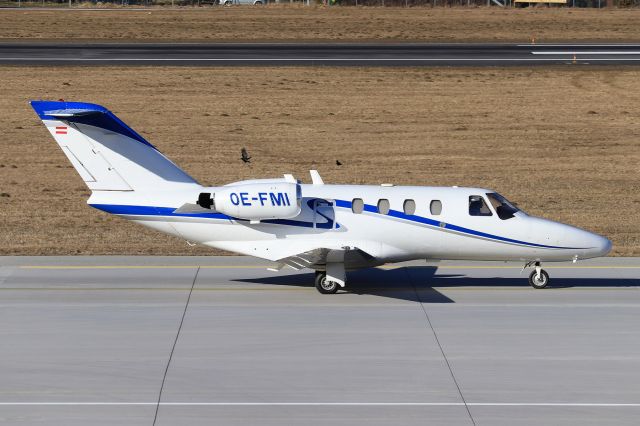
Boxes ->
[527,216,612,260]
[589,234,612,258]
[575,227,612,259]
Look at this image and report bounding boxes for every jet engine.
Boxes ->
[197,181,301,220]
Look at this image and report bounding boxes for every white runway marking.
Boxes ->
[1,402,639,407]
[518,44,640,47]
[532,51,640,55]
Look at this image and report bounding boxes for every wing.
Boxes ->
[173,203,213,214]
[275,246,381,271]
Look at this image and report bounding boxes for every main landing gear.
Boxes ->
[314,261,347,294]
[527,261,550,289]
[314,271,340,294]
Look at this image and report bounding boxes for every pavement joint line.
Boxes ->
[0,287,313,291]
[0,287,637,292]
[18,265,640,270]
[153,266,199,426]
[437,266,640,269]
[1,402,638,407]
[407,268,476,426]
[19,265,269,269]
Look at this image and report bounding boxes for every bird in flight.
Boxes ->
[336,160,342,166]
[241,147,252,164]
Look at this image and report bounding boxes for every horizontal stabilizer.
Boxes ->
[43,109,101,118]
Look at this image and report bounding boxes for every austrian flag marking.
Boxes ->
[55,126,67,135]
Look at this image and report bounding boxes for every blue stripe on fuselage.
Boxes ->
[90,203,337,229]
[335,199,581,250]
[92,204,230,219]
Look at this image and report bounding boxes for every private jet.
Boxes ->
[31,101,612,294]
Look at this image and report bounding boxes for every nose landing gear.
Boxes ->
[527,261,549,289]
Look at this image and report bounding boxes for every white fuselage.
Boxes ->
[31,100,612,280]
[88,183,611,268]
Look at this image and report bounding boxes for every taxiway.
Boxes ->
[0,256,639,425]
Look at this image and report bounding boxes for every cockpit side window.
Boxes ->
[487,193,519,220]
[469,195,492,216]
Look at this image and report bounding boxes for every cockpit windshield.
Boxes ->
[486,193,521,220]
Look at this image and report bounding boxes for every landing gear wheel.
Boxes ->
[315,272,338,295]
[529,269,549,289]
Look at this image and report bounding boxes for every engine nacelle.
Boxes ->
[199,182,301,220]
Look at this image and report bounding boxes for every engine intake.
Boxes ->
[197,192,214,210]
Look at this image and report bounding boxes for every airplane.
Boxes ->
[31,101,612,294]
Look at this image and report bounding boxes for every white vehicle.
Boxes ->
[220,0,266,5]
[31,101,611,294]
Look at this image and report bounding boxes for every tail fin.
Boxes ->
[30,101,198,192]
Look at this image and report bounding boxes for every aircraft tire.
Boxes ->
[315,272,339,294]
[528,269,549,289]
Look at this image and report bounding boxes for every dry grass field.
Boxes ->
[0,7,639,43]
[0,66,638,256]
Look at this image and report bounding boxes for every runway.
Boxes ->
[1,256,639,425]
[1,43,640,66]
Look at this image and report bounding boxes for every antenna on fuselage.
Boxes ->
[310,170,324,185]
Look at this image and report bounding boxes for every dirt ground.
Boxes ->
[1,7,640,43]
[0,66,638,256]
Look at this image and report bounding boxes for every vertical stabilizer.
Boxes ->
[30,101,198,192]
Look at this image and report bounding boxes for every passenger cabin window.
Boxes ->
[469,196,492,216]
[377,199,390,215]
[487,193,519,220]
[430,200,442,215]
[352,198,364,214]
[403,199,416,215]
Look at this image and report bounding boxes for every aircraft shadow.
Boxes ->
[233,267,455,303]
[232,266,639,304]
